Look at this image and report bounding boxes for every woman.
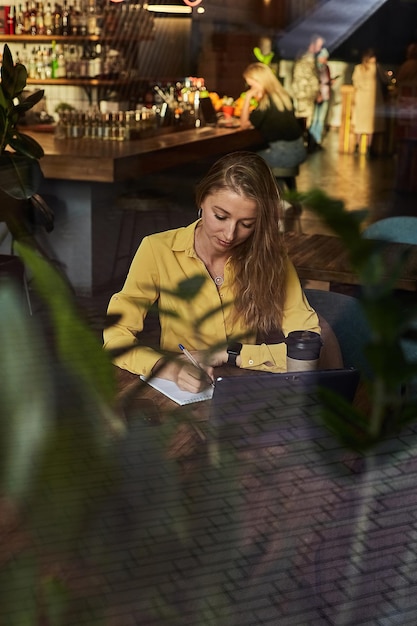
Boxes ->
[290,34,323,153]
[103,152,320,393]
[352,49,386,157]
[309,47,332,148]
[239,63,307,190]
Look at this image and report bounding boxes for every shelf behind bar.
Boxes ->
[1,34,153,43]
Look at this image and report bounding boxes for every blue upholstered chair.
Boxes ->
[362,216,417,245]
[363,217,417,389]
[304,288,372,378]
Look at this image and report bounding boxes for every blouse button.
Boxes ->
[248,359,254,365]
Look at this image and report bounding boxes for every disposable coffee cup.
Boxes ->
[285,330,323,372]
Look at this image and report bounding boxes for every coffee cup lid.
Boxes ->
[285,330,322,348]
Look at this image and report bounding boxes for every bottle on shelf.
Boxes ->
[66,44,77,78]
[23,1,31,34]
[6,4,15,34]
[91,42,102,77]
[36,1,45,34]
[109,111,118,140]
[62,0,70,36]
[53,2,62,35]
[43,1,53,34]
[20,43,28,65]
[87,0,96,36]
[56,44,66,77]
[79,44,89,78]
[95,109,104,139]
[88,40,96,77]
[102,112,111,140]
[50,40,58,77]
[44,46,52,78]
[35,46,45,79]
[28,47,37,78]
[15,4,25,34]
[116,111,127,141]
[70,0,81,35]
[78,0,88,36]
[29,0,37,35]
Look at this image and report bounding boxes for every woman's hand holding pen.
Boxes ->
[178,354,214,392]
[153,353,214,394]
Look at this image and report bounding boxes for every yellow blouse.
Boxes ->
[103,220,320,376]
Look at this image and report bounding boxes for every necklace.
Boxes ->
[195,227,225,288]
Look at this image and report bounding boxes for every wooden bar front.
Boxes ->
[28,126,263,182]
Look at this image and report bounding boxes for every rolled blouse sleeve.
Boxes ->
[239,260,320,373]
[103,237,162,376]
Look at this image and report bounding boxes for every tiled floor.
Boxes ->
[7,130,417,625]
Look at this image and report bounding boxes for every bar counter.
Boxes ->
[23,125,262,295]
[28,126,262,182]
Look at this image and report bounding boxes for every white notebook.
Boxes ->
[140,376,214,405]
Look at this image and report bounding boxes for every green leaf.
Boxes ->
[15,241,117,407]
[9,132,44,160]
[0,83,9,111]
[0,282,53,499]
[174,275,206,301]
[0,44,14,88]
[41,576,70,625]
[0,153,43,199]
[158,276,207,302]
[29,192,54,232]
[1,46,28,99]
[19,88,45,110]
[317,387,374,452]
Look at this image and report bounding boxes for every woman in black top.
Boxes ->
[240,62,307,189]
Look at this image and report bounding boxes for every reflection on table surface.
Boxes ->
[97,364,417,625]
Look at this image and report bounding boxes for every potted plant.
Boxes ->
[0,44,53,247]
[0,43,54,303]
[0,50,122,626]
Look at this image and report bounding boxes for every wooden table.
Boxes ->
[115,365,245,425]
[285,232,417,291]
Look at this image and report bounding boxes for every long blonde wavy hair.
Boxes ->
[243,62,294,113]
[195,151,287,334]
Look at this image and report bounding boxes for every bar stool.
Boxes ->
[272,165,300,192]
[272,165,302,233]
[111,189,175,282]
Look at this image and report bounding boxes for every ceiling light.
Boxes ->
[147,4,192,13]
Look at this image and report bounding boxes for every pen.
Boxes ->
[178,344,215,388]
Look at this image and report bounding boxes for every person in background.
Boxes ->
[103,152,321,392]
[239,62,307,191]
[291,34,323,153]
[352,48,386,158]
[309,47,331,149]
[396,42,417,85]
